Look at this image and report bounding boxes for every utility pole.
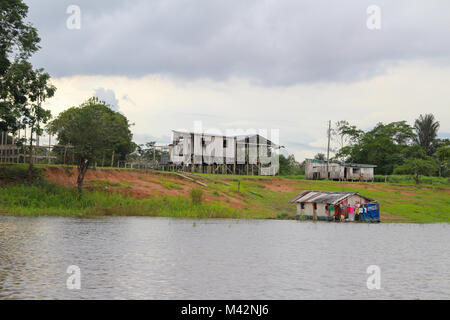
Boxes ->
[326,120,331,180]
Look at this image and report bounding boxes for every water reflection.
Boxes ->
[0,217,449,299]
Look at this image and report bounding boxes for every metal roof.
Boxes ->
[306,159,377,168]
[289,190,373,205]
[172,130,276,146]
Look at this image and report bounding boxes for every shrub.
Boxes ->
[190,188,203,205]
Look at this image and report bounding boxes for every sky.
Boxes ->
[24,0,450,161]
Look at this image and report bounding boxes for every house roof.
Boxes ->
[289,190,373,205]
[306,159,377,168]
[172,130,276,146]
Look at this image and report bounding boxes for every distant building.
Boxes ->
[305,159,376,181]
[168,130,278,175]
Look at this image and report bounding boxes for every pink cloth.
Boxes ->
[348,207,354,213]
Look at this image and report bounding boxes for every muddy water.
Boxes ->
[0,216,449,299]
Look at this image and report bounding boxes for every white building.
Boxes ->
[305,159,376,181]
[169,130,278,175]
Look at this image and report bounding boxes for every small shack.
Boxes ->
[289,190,379,222]
[305,159,376,181]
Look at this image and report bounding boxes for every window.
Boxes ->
[300,202,305,209]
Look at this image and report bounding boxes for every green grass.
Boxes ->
[1,165,449,222]
[0,179,239,218]
[373,174,450,186]
[191,173,450,223]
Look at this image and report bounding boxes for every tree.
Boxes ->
[314,153,326,161]
[2,62,55,171]
[1,0,41,132]
[435,140,450,177]
[414,114,440,156]
[336,121,416,174]
[394,158,437,184]
[279,154,304,176]
[331,120,363,160]
[0,0,40,75]
[49,98,134,198]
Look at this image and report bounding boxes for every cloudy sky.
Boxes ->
[25,0,450,160]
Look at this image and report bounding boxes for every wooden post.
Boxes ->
[111,150,115,168]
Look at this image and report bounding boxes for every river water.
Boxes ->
[0,216,449,299]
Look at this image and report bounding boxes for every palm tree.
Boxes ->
[414,114,440,156]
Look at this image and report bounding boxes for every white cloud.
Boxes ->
[44,60,450,161]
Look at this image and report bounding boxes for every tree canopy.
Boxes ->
[0,0,54,142]
[0,0,40,75]
[414,114,440,156]
[49,97,135,197]
[333,115,447,178]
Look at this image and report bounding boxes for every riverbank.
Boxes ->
[0,165,449,222]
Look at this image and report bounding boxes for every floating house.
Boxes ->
[305,159,376,181]
[168,130,278,175]
[289,190,379,222]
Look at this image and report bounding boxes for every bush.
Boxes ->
[0,164,41,184]
[190,188,203,205]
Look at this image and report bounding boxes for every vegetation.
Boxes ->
[190,188,204,205]
[0,2,447,224]
[278,154,304,176]
[48,97,134,198]
[333,114,448,180]
[0,0,55,174]
[414,114,440,156]
[1,165,449,223]
[394,158,438,184]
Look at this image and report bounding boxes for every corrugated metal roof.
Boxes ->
[172,130,276,146]
[306,159,377,168]
[289,190,373,205]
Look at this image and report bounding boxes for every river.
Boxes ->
[0,216,449,299]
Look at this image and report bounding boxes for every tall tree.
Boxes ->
[49,98,135,198]
[1,61,55,172]
[331,120,363,160]
[414,114,440,156]
[435,139,450,177]
[0,0,40,74]
[1,0,41,132]
[336,121,416,174]
[314,153,326,161]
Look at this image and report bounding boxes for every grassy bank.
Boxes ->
[0,164,449,222]
[0,166,239,218]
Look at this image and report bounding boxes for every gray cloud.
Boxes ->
[25,0,450,85]
[94,88,120,111]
